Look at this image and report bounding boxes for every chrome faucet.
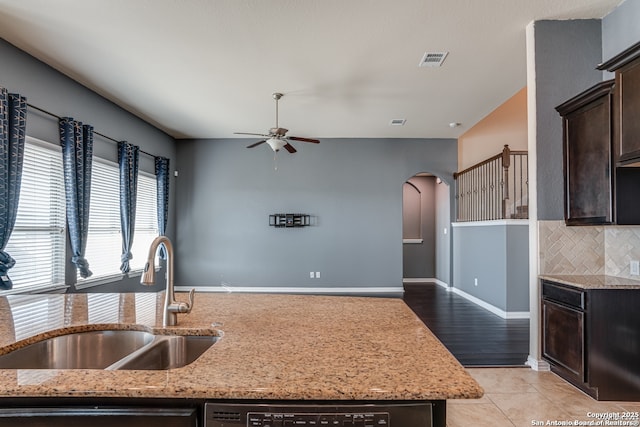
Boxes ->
[140,236,195,327]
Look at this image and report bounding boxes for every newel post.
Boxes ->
[501,145,511,218]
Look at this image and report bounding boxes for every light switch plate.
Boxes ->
[631,260,639,276]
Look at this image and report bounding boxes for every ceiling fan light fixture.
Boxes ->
[266,137,286,152]
[236,92,320,154]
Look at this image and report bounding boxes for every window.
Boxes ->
[130,172,159,271]
[80,159,158,284]
[6,294,65,340]
[87,293,120,323]
[4,138,66,292]
[81,159,121,280]
[135,293,158,324]
[3,137,159,292]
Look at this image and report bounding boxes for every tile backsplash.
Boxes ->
[539,221,604,275]
[604,226,640,279]
[539,220,640,280]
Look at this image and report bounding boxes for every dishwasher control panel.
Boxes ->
[205,402,434,427]
[247,411,388,427]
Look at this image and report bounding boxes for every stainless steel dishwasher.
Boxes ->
[204,401,443,427]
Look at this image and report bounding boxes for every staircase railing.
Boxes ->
[454,145,528,221]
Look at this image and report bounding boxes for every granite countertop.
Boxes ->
[0,292,483,401]
[539,274,640,289]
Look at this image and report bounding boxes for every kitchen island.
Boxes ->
[0,292,483,426]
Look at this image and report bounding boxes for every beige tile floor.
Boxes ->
[448,368,640,427]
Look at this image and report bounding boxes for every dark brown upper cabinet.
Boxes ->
[556,80,615,225]
[599,41,640,165]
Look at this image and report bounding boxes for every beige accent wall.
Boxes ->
[458,87,528,170]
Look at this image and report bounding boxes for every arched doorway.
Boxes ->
[402,173,450,286]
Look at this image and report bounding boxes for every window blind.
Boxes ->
[135,293,158,324]
[87,293,120,323]
[5,138,66,291]
[81,159,121,280]
[130,171,158,271]
[6,294,66,340]
[80,160,158,282]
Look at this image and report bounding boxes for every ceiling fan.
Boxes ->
[234,92,320,153]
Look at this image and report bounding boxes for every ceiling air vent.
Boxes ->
[390,119,406,126]
[419,51,449,68]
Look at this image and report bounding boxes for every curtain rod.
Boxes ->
[27,103,157,159]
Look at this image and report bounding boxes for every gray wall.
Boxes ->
[534,20,603,220]
[453,223,529,312]
[603,0,640,64]
[435,179,451,285]
[0,38,177,292]
[174,137,457,290]
[403,176,436,278]
[506,224,530,311]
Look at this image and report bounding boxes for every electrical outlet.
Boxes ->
[316,271,321,279]
[631,260,640,276]
[310,271,315,279]
[474,277,478,287]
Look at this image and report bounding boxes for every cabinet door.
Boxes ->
[543,299,585,381]
[618,57,640,163]
[557,81,615,225]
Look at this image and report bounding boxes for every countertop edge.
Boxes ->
[539,274,640,289]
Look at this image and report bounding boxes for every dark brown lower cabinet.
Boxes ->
[543,299,585,382]
[542,280,640,401]
[589,288,640,401]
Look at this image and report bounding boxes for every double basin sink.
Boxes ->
[0,330,218,370]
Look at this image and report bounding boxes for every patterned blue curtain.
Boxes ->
[0,88,27,290]
[155,156,170,259]
[119,141,139,273]
[59,117,94,278]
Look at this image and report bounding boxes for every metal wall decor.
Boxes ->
[269,213,310,228]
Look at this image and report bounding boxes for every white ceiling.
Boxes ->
[0,0,622,140]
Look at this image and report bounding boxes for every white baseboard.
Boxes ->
[403,278,432,283]
[402,278,449,289]
[175,285,404,295]
[449,287,530,320]
[526,356,550,371]
[452,219,529,227]
[432,279,449,289]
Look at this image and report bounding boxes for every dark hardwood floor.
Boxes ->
[403,283,530,367]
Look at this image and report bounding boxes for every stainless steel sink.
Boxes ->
[0,330,154,369]
[0,330,218,370]
[107,335,218,370]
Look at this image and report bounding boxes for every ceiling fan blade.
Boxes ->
[288,136,320,144]
[247,140,267,148]
[283,143,297,153]
[235,132,270,137]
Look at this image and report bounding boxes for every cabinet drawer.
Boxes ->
[542,281,585,309]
